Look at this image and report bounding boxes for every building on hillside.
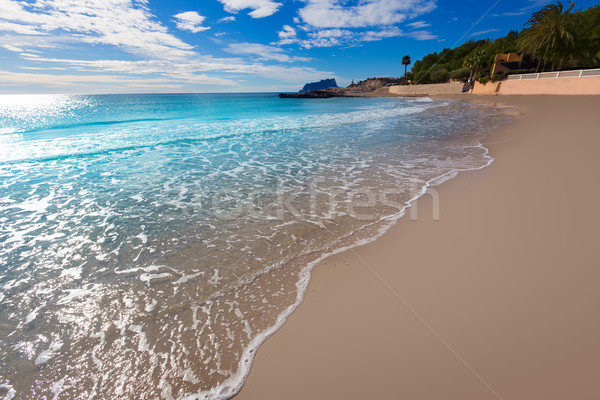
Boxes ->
[491,53,521,76]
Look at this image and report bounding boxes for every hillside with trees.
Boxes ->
[409,2,600,84]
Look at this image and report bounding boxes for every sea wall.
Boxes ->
[389,82,465,96]
[472,77,600,95]
[471,81,501,95]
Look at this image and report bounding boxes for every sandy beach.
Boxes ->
[237,95,600,400]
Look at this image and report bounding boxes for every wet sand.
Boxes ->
[236,95,600,400]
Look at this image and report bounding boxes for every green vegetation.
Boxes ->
[463,50,488,85]
[430,69,450,83]
[349,77,404,87]
[449,67,470,81]
[517,1,576,71]
[409,2,600,84]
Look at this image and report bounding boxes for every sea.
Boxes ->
[0,93,510,399]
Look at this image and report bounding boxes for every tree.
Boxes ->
[401,55,411,84]
[449,67,471,82]
[517,1,575,71]
[407,4,598,83]
[560,8,600,69]
[463,50,487,85]
[431,69,450,83]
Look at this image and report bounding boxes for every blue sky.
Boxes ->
[0,0,598,93]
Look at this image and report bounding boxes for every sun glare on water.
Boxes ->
[0,94,94,161]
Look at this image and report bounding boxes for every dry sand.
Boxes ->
[236,95,600,400]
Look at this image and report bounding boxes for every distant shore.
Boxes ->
[236,95,600,399]
[281,71,600,97]
[279,86,400,98]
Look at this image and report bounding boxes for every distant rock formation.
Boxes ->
[279,77,409,99]
[299,78,338,93]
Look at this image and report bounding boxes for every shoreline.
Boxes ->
[197,96,504,400]
[236,95,600,399]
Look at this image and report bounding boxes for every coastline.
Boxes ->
[236,95,600,399]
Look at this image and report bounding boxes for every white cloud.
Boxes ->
[0,69,234,93]
[277,25,297,44]
[2,44,24,52]
[19,66,68,70]
[303,28,353,47]
[225,43,309,62]
[361,27,404,42]
[279,25,296,39]
[0,20,46,35]
[0,0,194,59]
[17,54,254,75]
[12,52,333,90]
[298,0,436,28]
[406,20,431,29]
[282,25,437,48]
[276,0,437,48]
[406,30,437,40]
[173,11,210,33]
[218,16,236,23]
[0,0,337,92]
[0,34,62,51]
[217,0,282,18]
[0,69,183,85]
[470,28,500,37]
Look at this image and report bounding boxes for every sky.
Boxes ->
[0,0,598,94]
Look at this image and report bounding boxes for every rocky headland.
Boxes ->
[279,78,406,98]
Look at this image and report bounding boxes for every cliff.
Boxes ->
[299,78,338,93]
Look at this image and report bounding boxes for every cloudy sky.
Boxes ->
[0,0,597,93]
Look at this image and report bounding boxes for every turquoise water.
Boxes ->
[0,93,509,399]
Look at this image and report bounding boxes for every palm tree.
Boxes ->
[401,55,411,84]
[555,11,600,69]
[517,1,575,71]
[463,50,487,86]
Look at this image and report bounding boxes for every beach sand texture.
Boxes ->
[237,96,600,400]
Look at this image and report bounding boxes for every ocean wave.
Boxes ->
[0,99,437,165]
[16,117,178,135]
